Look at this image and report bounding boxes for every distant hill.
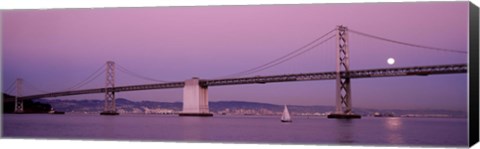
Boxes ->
[33,98,467,118]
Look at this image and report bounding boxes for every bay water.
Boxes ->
[2,114,468,147]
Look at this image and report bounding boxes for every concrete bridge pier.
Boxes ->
[179,78,213,117]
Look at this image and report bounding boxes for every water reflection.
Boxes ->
[334,119,355,144]
[180,117,204,141]
[2,114,467,146]
[384,117,404,144]
[100,116,117,138]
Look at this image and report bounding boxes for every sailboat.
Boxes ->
[281,105,292,122]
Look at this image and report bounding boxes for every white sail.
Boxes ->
[281,105,292,122]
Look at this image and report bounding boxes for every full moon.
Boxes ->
[387,58,395,65]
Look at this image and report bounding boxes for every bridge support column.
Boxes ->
[101,61,119,115]
[328,25,361,119]
[179,78,212,117]
[14,78,24,113]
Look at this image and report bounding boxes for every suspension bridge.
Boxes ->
[3,25,468,118]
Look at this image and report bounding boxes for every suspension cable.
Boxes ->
[23,81,50,94]
[67,71,105,91]
[4,80,16,95]
[61,64,106,91]
[215,28,337,78]
[349,28,467,54]
[116,64,170,83]
[242,35,336,76]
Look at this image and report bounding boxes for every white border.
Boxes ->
[0,0,472,10]
[0,0,478,149]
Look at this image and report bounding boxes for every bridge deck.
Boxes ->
[203,63,467,86]
[12,64,466,100]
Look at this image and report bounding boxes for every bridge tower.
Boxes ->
[328,25,361,119]
[14,78,24,113]
[100,61,119,115]
[179,78,212,116]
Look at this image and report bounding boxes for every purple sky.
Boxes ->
[2,2,469,111]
